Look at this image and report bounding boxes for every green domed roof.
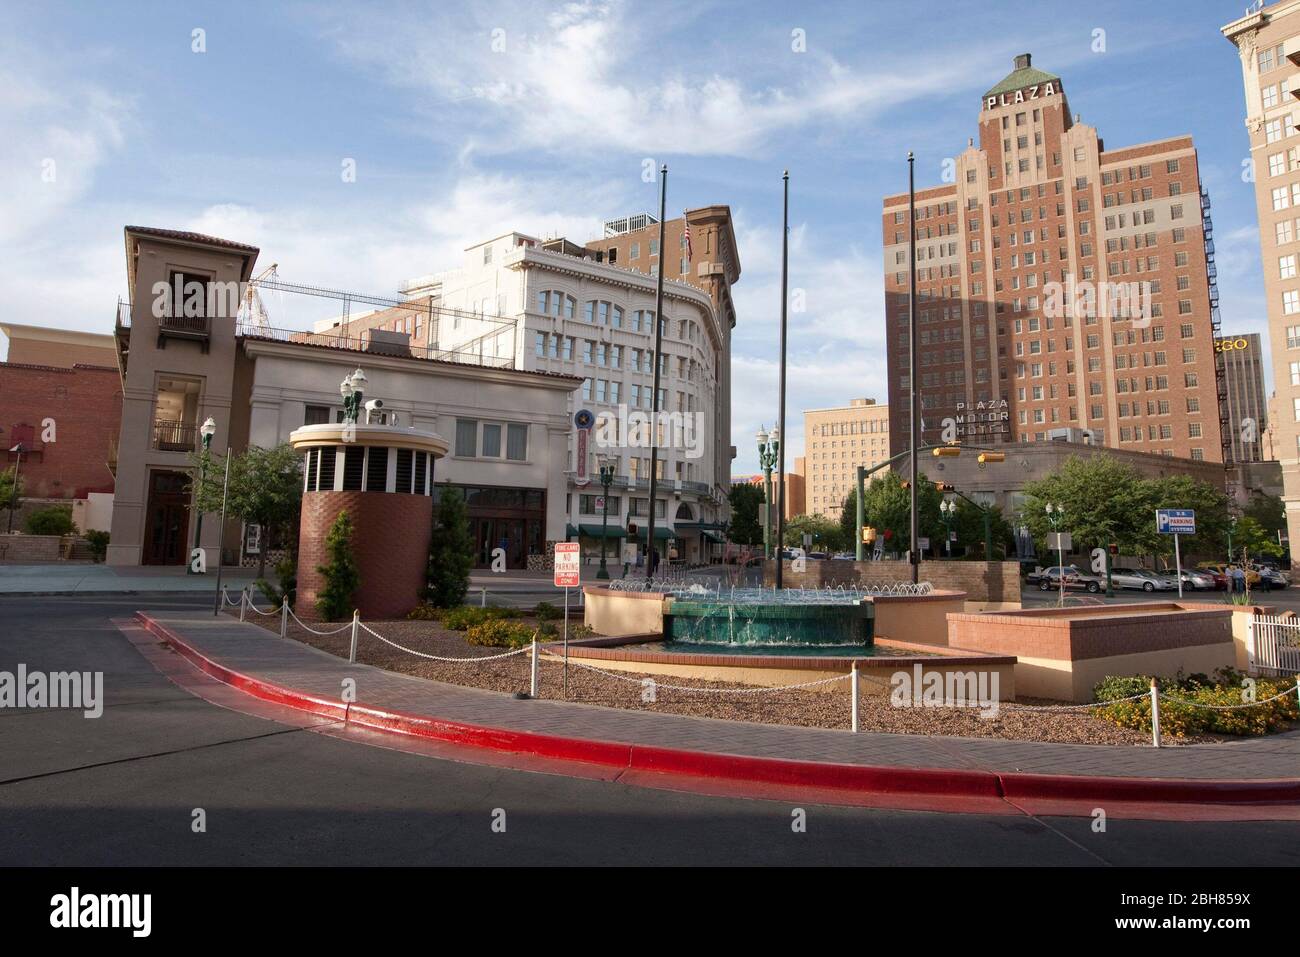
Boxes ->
[985,54,1060,98]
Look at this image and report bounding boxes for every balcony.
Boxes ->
[157,314,212,352]
[152,419,198,453]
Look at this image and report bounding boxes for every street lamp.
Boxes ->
[1045,502,1067,607]
[188,417,217,574]
[940,499,957,558]
[595,453,617,580]
[1227,515,1238,564]
[5,443,25,534]
[757,426,780,561]
[341,368,367,423]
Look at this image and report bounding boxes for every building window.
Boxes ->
[304,405,331,426]
[455,419,478,457]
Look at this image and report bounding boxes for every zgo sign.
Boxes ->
[554,542,581,587]
[1156,509,1196,536]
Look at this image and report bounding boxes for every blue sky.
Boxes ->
[0,0,1272,475]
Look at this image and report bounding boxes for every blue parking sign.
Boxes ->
[1156,508,1195,535]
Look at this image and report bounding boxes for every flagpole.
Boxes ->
[908,152,920,585]
[776,170,789,589]
[646,164,668,582]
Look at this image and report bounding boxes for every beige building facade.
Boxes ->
[803,398,890,519]
[1224,2,1300,550]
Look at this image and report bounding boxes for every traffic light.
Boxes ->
[1108,542,1119,556]
[932,445,961,457]
[977,452,1005,464]
[935,482,955,492]
[628,522,639,535]
[861,526,877,544]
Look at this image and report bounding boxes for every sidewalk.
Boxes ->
[0,564,258,594]
[134,610,1300,785]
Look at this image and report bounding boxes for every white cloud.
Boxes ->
[318,0,978,158]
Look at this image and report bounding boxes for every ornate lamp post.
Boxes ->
[595,453,617,580]
[1227,515,1237,564]
[940,499,957,558]
[5,443,25,534]
[756,426,779,560]
[188,417,217,574]
[341,368,367,424]
[1045,502,1067,606]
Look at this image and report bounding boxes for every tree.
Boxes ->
[191,444,304,577]
[1022,455,1149,557]
[727,483,763,546]
[782,513,846,552]
[1022,454,1234,563]
[1232,515,1285,560]
[859,471,944,556]
[950,500,1015,560]
[427,483,472,608]
[1245,492,1286,537]
[0,466,21,516]
[839,492,858,547]
[315,511,360,621]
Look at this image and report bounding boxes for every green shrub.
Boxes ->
[1092,668,1299,737]
[426,484,472,608]
[315,511,359,621]
[440,605,520,631]
[406,603,445,621]
[465,619,537,649]
[257,556,297,609]
[534,601,563,621]
[25,506,74,536]
[83,530,110,562]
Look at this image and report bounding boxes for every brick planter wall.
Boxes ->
[296,490,432,620]
[763,559,1021,604]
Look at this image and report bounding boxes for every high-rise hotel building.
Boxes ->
[881,54,1227,464]
[1223,1,1300,547]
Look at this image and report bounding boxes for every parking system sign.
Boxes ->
[554,542,581,587]
[1156,509,1196,535]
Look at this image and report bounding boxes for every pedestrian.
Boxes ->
[1231,565,1246,594]
[649,546,660,577]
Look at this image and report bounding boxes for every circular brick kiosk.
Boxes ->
[289,419,448,620]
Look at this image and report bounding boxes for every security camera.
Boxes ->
[363,399,388,425]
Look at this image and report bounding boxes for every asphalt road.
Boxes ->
[0,593,1296,867]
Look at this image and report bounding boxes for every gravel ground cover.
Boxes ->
[238,611,1244,746]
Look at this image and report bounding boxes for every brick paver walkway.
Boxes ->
[140,610,1300,780]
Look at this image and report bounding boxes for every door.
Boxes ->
[143,470,191,565]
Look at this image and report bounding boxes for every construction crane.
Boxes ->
[237,262,279,334]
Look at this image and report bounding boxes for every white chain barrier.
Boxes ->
[1156,685,1300,711]
[285,604,354,636]
[358,621,532,663]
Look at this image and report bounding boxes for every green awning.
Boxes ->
[701,530,727,544]
[565,523,579,539]
[578,523,627,539]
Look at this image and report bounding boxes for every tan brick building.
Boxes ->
[882,54,1226,468]
[1224,2,1300,550]
[803,398,890,519]
[1216,333,1268,464]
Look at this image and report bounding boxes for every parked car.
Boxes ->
[832,551,855,560]
[1111,567,1179,592]
[1036,564,1104,593]
[807,551,829,561]
[1250,564,1290,590]
[1198,562,1260,587]
[1167,568,1217,591]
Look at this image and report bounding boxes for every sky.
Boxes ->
[0,0,1274,476]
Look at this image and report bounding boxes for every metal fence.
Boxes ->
[1249,614,1300,676]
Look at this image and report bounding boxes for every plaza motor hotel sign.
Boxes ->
[985,81,1059,111]
[954,399,1010,437]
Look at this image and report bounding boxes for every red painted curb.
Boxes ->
[135,613,1300,808]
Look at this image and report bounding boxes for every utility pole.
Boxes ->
[907,152,919,584]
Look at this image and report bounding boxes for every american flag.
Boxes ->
[683,214,693,258]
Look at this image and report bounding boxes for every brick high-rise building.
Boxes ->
[882,54,1226,466]
[1223,2,1300,548]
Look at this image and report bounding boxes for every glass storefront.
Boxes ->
[433,484,546,568]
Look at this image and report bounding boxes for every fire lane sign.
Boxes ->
[554,542,581,587]
[1156,509,1195,535]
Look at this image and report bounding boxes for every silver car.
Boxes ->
[1111,567,1178,592]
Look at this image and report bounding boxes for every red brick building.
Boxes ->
[882,54,1227,464]
[0,323,121,501]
